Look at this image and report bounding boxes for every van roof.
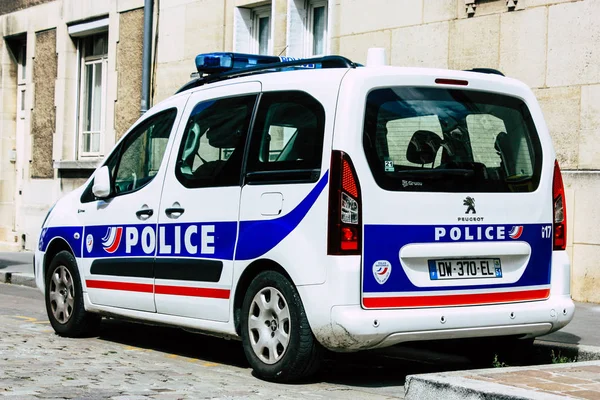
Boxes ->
[175,52,517,95]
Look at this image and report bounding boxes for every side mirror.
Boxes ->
[92,166,111,199]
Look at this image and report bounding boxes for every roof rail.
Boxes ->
[464,68,505,77]
[176,55,357,94]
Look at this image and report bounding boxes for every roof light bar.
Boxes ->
[195,52,316,75]
[177,53,356,94]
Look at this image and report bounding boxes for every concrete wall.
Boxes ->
[0,37,18,250]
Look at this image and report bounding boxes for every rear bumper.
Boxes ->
[305,250,574,352]
[322,294,573,351]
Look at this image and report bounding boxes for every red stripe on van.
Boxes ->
[155,285,230,299]
[85,280,229,299]
[86,280,153,293]
[363,288,550,308]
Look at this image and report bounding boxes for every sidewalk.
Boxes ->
[405,361,600,400]
[0,251,35,287]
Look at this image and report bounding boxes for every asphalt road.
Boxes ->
[1,281,598,399]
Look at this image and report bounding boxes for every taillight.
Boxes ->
[328,151,362,255]
[553,160,567,250]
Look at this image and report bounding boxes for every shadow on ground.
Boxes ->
[94,318,577,388]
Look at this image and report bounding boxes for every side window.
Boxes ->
[246,91,325,183]
[112,108,177,196]
[175,95,257,188]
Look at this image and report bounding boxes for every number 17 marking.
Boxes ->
[541,225,552,239]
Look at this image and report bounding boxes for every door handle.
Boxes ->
[165,202,185,219]
[136,207,154,220]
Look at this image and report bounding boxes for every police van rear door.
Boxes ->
[352,74,554,310]
[155,82,260,322]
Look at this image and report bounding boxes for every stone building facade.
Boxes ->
[0,0,144,253]
[0,0,598,302]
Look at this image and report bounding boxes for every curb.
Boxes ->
[405,372,567,400]
[534,339,600,362]
[404,348,600,400]
[0,272,36,288]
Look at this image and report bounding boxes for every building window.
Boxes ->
[306,0,327,56]
[78,33,108,157]
[17,43,27,120]
[253,6,271,55]
[234,5,272,55]
[18,44,26,82]
[286,0,329,58]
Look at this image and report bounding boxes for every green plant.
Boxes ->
[492,354,508,368]
[551,350,576,364]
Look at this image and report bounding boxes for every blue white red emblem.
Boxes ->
[102,227,123,254]
[509,226,524,239]
[85,234,94,253]
[373,260,392,284]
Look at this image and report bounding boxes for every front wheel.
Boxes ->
[240,271,322,382]
[45,250,101,337]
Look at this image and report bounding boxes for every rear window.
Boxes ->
[363,87,542,192]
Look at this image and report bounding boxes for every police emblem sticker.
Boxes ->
[85,234,94,254]
[373,260,392,284]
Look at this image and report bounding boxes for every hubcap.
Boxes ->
[247,287,291,365]
[48,265,75,324]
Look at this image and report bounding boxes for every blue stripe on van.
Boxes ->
[235,171,329,260]
[40,172,329,262]
[363,223,552,294]
[38,227,83,257]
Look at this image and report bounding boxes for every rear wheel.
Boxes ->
[240,271,322,382]
[45,251,101,337]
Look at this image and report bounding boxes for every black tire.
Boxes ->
[45,250,101,337]
[240,271,322,382]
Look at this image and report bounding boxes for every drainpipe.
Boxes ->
[141,0,154,114]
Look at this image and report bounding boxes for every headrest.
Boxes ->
[205,105,248,148]
[494,131,509,153]
[182,122,201,162]
[406,130,442,164]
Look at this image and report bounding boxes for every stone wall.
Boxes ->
[115,7,144,139]
[31,29,56,179]
[333,0,600,303]
[150,0,600,302]
[0,0,54,16]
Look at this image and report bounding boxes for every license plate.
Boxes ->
[428,258,502,280]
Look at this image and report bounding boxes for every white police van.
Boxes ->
[36,50,574,382]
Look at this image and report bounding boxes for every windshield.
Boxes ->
[363,87,543,192]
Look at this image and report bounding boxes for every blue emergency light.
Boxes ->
[177,52,355,93]
[195,52,315,75]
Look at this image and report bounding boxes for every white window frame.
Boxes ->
[77,34,108,158]
[305,0,328,57]
[17,43,27,120]
[251,6,272,55]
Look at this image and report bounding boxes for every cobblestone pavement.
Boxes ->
[7,283,591,400]
[0,284,418,400]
